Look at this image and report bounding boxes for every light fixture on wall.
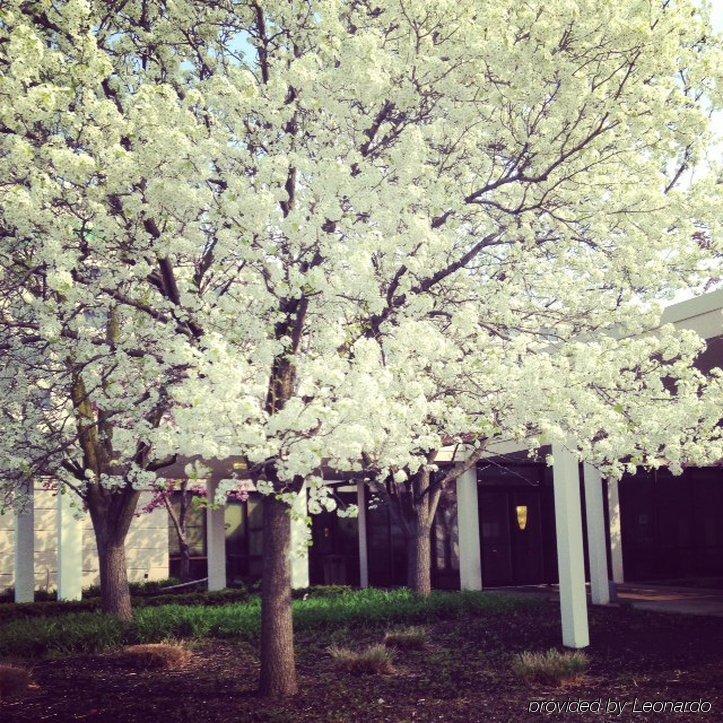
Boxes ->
[516,505,528,531]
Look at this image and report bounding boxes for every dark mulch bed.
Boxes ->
[1,602,721,722]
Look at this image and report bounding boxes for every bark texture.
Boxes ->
[259,493,297,697]
[87,487,140,621]
[376,465,440,597]
[97,539,133,620]
[407,521,433,597]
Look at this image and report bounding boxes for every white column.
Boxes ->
[456,466,482,591]
[14,481,35,603]
[583,464,610,605]
[552,443,589,648]
[290,482,309,589]
[57,492,83,601]
[356,482,369,588]
[206,479,227,591]
[607,478,624,584]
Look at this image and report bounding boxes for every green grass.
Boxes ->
[0,588,540,659]
[135,588,532,642]
[0,584,351,624]
[0,613,129,657]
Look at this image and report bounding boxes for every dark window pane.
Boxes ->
[225,502,245,545]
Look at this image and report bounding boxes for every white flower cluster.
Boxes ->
[0,0,720,526]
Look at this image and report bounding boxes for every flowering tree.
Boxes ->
[352,321,723,595]
[0,0,213,619]
[142,462,249,583]
[2,0,721,701]
[168,0,720,695]
[141,479,205,583]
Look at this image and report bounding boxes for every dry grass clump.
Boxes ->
[328,643,395,675]
[383,626,427,650]
[512,648,588,685]
[0,664,33,698]
[113,643,191,671]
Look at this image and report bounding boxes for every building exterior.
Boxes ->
[0,489,168,595]
[162,289,722,592]
[2,289,721,646]
[161,457,720,592]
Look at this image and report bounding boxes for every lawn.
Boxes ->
[0,589,721,722]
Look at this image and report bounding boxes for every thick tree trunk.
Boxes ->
[87,487,140,622]
[259,297,307,697]
[97,538,133,620]
[407,523,432,597]
[259,493,297,697]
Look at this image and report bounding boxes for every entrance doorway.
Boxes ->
[478,488,545,585]
[474,440,565,591]
[308,489,360,586]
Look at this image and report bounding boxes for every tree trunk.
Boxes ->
[259,493,297,697]
[407,522,432,597]
[178,541,192,583]
[97,538,133,620]
[87,487,140,622]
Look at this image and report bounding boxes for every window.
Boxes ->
[225,502,245,548]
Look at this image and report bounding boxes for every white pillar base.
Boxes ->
[14,481,35,604]
[552,444,589,649]
[456,466,482,591]
[206,479,227,591]
[607,478,624,584]
[357,482,369,589]
[290,482,309,590]
[57,492,83,601]
[583,464,610,605]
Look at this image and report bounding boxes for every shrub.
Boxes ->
[0,588,57,604]
[138,588,251,609]
[133,600,261,643]
[383,626,427,650]
[0,579,185,604]
[0,599,99,624]
[0,664,32,698]
[0,587,251,624]
[112,643,191,671]
[293,588,538,630]
[83,578,184,599]
[512,648,589,685]
[328,643,395,675]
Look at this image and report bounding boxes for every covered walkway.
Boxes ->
[492,581,723,617]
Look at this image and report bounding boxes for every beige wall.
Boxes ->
[0,505,13,593]
[0,486,169,593]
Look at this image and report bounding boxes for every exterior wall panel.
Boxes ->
[0,486,169,593]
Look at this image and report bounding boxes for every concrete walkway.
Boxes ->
[493,582,723,617]
[615,582,723,617]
